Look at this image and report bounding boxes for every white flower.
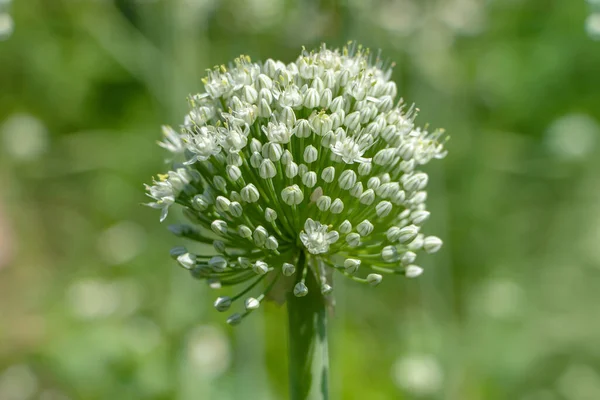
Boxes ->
[145,167,198,222]
[299,218,339,255]
[262,122,293,144]
[330,136,372,164]
[144,43,447,321]
[184,126,222,164]
[158,125,184,154]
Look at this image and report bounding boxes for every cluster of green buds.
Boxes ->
[145,43,447,325]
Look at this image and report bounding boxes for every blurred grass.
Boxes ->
[1,0,600,399]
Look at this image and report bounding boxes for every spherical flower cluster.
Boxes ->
[145,43,447,324]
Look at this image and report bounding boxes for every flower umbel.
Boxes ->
[144,43,447,324]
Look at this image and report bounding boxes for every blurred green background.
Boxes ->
[2,0,600,399]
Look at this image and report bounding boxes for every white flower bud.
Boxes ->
[359,189,375,205]
[258,98,272,118]
[265,236,279,250]
[392,190,406,205]
[411,210,431,225]
[298,163,308,176]
[384,81,397,97]
[330,96,345,113]
[398,225,419,243]
[286,162,299,178]
[373,148,396,165]
[401,251,417,265]
[303,145,318,163]
[215,196,231,213]
[376,201,393,217]
[304,88,320,109]
[281,149,293,165]
[214,296,231,312]
[193,195,209,211]
[226,313,242,326]
[226,165,242,181]
[349,182,364,198]
[213,240,226,253]
[241,183,260,202]
[381,246,398,262]
[267,142,283,161]
[330,110,344,130]
[259,159,277,179]
[403,172,428,192]
[213,176,227,192]
[423,236,443,254]
[245,297,260,310]
[378,96,394,112]
[346,232,361,247]
[253,260,269,275]
[310,187,323,202]
[358,162,372,176]
[227,152,243,166]
[338,169,357,190]
[250,151,263,168]
[317,195,332,211]
[376,182,399,199]
[311,76,324,92]
[405,265,423,278]
[282,185,304,205]
[243,85,258,103]
[265,208,277,222]
[253,226,268,246]
[344,111,361,131]
[368,177,381,190]
[211,219,228,235]
[238,257,251,268]
[381,124,396,140]
[323,70,336,89]
[259,87,273,104]
[310,113,333,136]
[407,234,424,251]
[263,59,277,76]
[344,258,361,274]
[367,274,383,286]
[280,106,297,128]
[293,119,312,138]
[229,201,243,217]
[321,131,335,148]
[339,220,352,234]
[177,253,196,269]
[321,283,333,295]
[250,138,262,153]
[283,262,296,276]
[386,226,402,242]
[257,74,273,90]
[320,88,333,108]
[238,224,252,238]
[209,256,228,272]
[330,198,344,214]
[411,191,428,204]
[400,159,415,173]
[357,220,374,236]
[338,69,350,87]
[321,166,335,183]
[302,171,317,188]
[294,282,308,297]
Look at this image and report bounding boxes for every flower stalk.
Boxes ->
[287,251,329,400]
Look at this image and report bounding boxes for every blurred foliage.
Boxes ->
[1,0,600,399]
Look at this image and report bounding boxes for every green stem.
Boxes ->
[287,252,329,400]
